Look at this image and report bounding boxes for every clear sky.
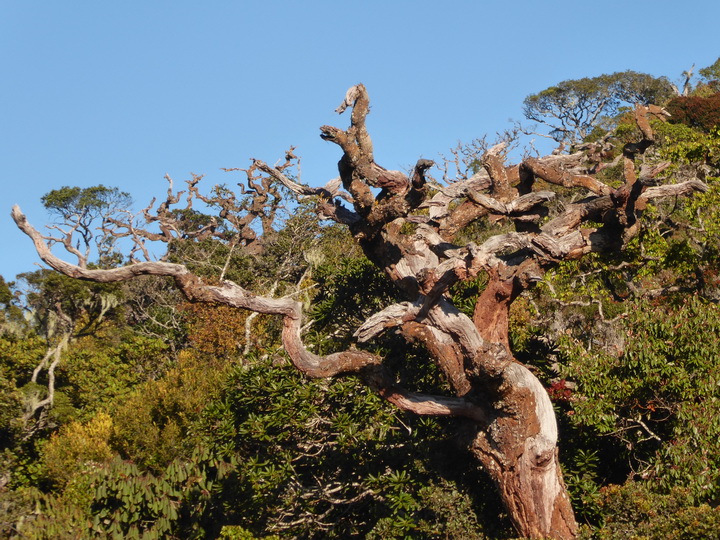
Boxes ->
[2,0,718,281]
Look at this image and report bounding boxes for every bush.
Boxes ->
[43,412,114,487]
[585,482,720,539]
[112,349,230,471]
[666,94,720,133]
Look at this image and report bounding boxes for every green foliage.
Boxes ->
[0,276,25,335]
[654,121,720,167]
[450,273,489,319]
[524,71,674,143]
[0,276,13,306]
[191,356,509,538]
[0,334,47,387]
[166,202,325,295]
[85,449,238,539]
[167,238,258,286]
[43,412,114,487]
[112,349,230,472]
[219,526,280,539]
[309,256,401,352]
[307,246,450,396]
[0,365,24,448]
[562,448,603,524]
[122,276,187,347]
[414,479,488,539]
[41,185,132,266]
[169,208,219,238]
[698,57,720,85]
[584,483,720,540]
[0,484,91,540]
[13,448,239,539]
[19,269,125,337]
[59,331,171,419]
[559,296,720,509]
[41,185,131,220]
[260,203,325,287]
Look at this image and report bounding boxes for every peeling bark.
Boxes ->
[469,363,576,539]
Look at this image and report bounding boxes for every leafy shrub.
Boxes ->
[13,448,238,539]
[112,349,230,471]
[43,412,114,487]
[0,367,24,449]
[558,295,720,516]
[667,93,720,133]
[584,483,720,539]
[193,356,510,538]
[60,331,171,420]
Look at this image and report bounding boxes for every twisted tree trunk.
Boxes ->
[13,85,708,539]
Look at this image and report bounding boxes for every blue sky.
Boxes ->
[2,1,718,281]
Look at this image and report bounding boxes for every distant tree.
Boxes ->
[698,57,720,85]
[13,85,708,539]
[523,70,675,146]
[0,276,23,334]
[40,185,132,267]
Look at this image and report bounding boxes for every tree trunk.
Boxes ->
[470,273,577,538]
[468,363,577,538]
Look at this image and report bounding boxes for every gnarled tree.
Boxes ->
[12,85,707,539]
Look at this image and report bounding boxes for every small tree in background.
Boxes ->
[522,71,675,146]
[699,57,720,87]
